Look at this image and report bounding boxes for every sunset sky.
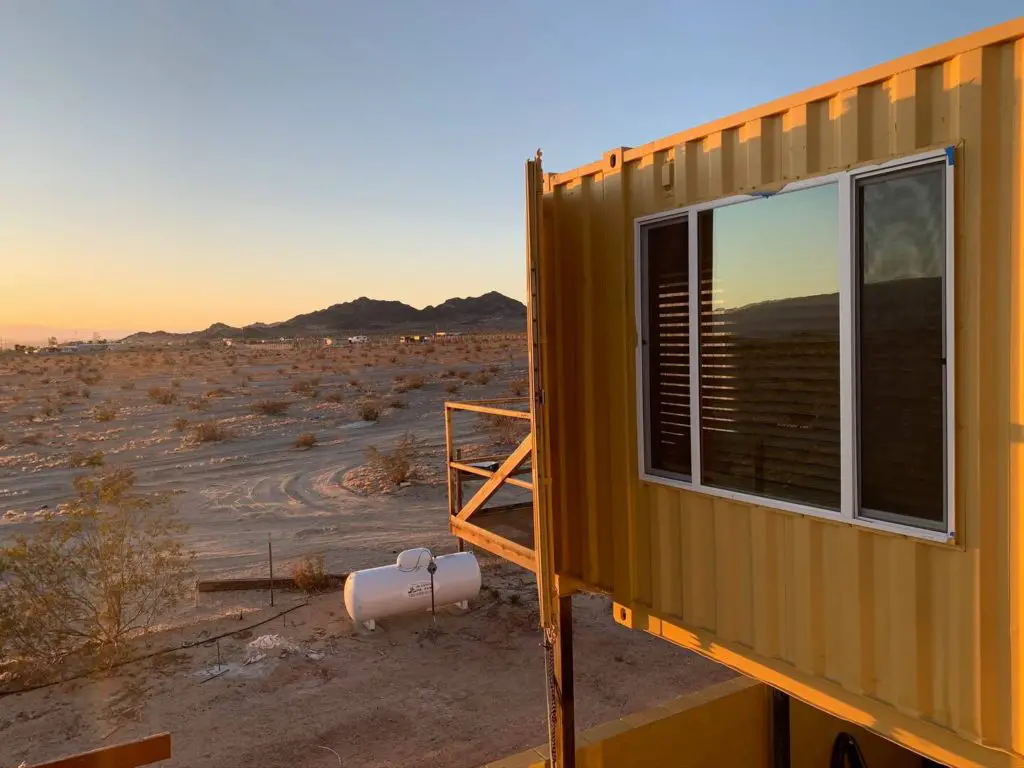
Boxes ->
[2,1,1017,335]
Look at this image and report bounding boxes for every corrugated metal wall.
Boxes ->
[536,22,1024,764]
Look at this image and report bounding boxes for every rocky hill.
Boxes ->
[122,291,525,342]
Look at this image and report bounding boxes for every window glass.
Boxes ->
[643,220,691,477]
[857,164,945,526]
[697,184,841,509]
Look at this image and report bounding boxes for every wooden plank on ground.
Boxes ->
[195,574,346,593]
[27,733,171,768]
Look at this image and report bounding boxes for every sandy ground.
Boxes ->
[0,339,732,766]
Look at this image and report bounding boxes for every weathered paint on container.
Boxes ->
[531,18,1024,767]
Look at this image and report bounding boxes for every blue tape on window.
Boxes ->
[751,191,775,198]
[945,145,955,166]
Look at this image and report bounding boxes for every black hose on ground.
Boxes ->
[0,600,309,699]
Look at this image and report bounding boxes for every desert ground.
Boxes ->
[0,337,731,767]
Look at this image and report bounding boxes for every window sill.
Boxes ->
[639,470,957,547]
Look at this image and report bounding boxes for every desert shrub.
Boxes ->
[309,375,322,386]
[192,421,230,442]
[324,392,343,404]
[0,469,195,670]
[119,380,136,391]
[186,396,208,412]
[292,554,330,593]
[77,372,102,386]
[68,450,105,468]
[347,377,363,390]
[205,387,230,398]
[405,375,425,390]
[171,417,189,432]
[442,368,457,378]
[81,387,91,399]
[59,386,78,398]
[386,396,407,409]
[294,432,317,449]
[20,433,43,446]
[170,378,182,388]
[388,355,398,364]
[424,345,436,354]
[444,382,461,395]
[455,370,470,380]
[364,432,422,486]
[358,400,381,421]
[147,387,176,405]
[487,364,500,374]
[473,371,492,386]
[92,405,118,423]
[474,344,483,353]
[251,399,289,416]
[508,378,529,397]
[39,376,50,385]
[475,412,530,445]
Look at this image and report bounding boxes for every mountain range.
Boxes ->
[121,292,526,343]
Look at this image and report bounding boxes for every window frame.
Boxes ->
[634,147,955,543]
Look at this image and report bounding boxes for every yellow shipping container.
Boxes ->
[530,17,1024,767]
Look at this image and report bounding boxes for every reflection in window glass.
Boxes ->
[857,164,945,527]
[698,184,840,509]
[643,220,691,477]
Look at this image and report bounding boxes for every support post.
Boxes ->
[544,593,576,768]
[455,447,465,552]
[770,687,791,768]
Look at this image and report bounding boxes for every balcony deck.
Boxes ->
[444,399,536,572]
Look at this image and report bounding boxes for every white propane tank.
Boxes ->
[344,549,480,630]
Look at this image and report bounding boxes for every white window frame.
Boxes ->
[634,147,955,543]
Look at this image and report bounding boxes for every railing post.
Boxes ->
[455,447,465,552]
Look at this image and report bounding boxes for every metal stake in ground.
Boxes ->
[427,559,438,624]
[268,533,274,607]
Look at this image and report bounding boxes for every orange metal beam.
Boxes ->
[27,733,171,768]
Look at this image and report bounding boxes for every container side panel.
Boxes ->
[538,28,1024,761]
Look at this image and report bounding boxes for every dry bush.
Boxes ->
[0,469,194,671]
[424,345,436,354]
[508,378,529,396]
[39,376,50,385]
[386,396,407,409]
[487,364,500,374]
[292,554,330,593]
[68,450,105,468]
[473,371,492,386]
[59,386,78,398]
[309,375,322,386]
[324,392,343,404]
[81,387,91,399]
[364,433,422,486]
[77,372,102,386]
[170,378,182,388]
[147,387,177,405]
[455,370,470,380]
[92,405,118,423]
[294,432,317,449]
[405,375,425,390]
[251,399,289,416]
[120,380,136,391]
[172,417,189,432]
[20,433,43,446]
[442,367,457,378]
[475,412,530,445]
[205,387,230,398]
[444,382,461,395]
[358,400,381,422]
[186,396,208,412]
[192,421,230,442]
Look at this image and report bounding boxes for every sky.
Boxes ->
[1,1,1019,335]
